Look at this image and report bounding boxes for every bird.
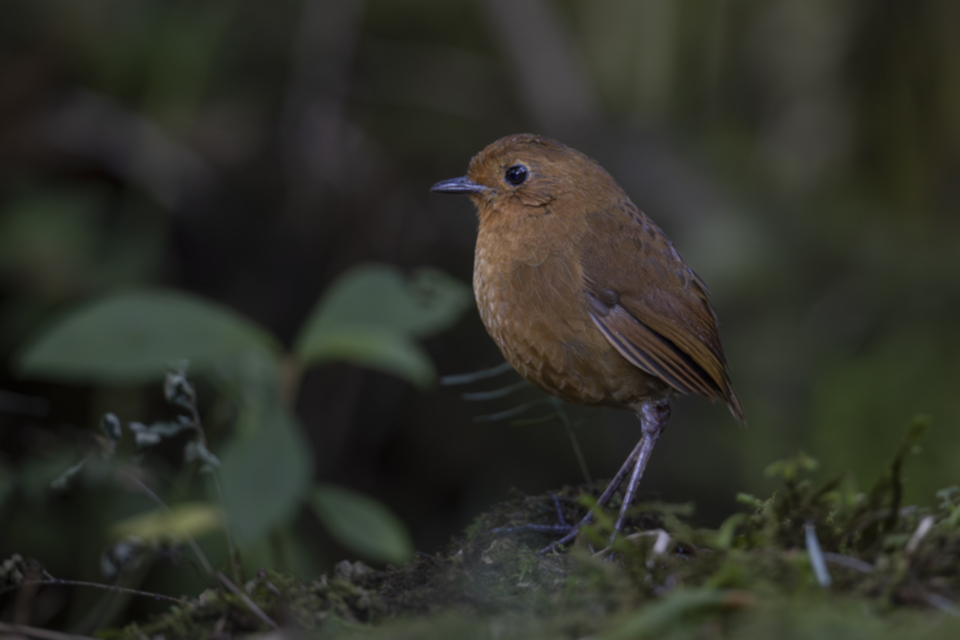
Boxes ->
[431,133,744,551]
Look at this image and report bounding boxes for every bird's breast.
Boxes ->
[473,220,660,408]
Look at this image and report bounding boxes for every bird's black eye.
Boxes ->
[504,164,528,186]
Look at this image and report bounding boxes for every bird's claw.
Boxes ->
[489,493,582,549]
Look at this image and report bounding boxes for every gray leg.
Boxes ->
[538,434,647,554]
[610,400,671,538]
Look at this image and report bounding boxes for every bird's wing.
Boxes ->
[578,203,744,422]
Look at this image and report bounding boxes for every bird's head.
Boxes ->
[431,134,622,223]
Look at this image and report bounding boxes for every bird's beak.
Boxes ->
[430,176,490,195]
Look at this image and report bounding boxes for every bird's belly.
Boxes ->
[474,251,663,409]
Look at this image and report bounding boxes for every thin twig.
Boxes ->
[177,376,241,585]
[461,380,529,401]
[804,521,832,588]
[211,471,242,584]
[473,398,553,422]
[508,413,561,427]
[15,563,41,625]
[0,578,184,604]
[441,362,513,385]
[822,553,874,574]
[592,529,671,559]
[906,515,935,554]
[926,592,960,616]
[119,469,216,580]
[0,621,99,640]
[217,572,280,631]
[553,400,591,483]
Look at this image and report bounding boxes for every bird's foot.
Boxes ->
[491,523,575,536]
[537,520,588,555]
[490,494,575,537]
[490,493,599,554]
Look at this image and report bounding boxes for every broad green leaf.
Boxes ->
[294,265,471,387]
[15,290,280,384]
[303,265,472,338]
[217,404,313,544]
[310,483,413,565]
[111,502,223,541]
[296,328,435,388]
[212,349,287,439]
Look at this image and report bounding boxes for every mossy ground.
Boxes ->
[116,420,960,639]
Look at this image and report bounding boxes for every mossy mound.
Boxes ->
[119,420,960,639]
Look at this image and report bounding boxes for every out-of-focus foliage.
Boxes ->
[9,263,461,565]
[296,265,472,388]
[110,424,960,639]
[217,399,314,544]
[311,483,414,565]
[1,0,959,634]
[15,291,280,383]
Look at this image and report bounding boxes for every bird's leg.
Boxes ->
[495,439,645,540]
[503,400,671,554]
[536,435,646,554]
[552,493,569,528]
[610,400,671,539]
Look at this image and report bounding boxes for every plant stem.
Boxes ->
[120,469,216,581]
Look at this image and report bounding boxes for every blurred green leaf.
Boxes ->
[310,483,413,565]
[302,265,471,338]
[0,189,101,300]
[218,404,313,544]
[15,290,281,384]
[111,502,223,542]
[296,328,435,388]
[294,265,471,388]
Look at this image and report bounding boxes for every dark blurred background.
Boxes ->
[1,0,959,628]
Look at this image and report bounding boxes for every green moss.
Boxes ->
[116,420,960,639]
